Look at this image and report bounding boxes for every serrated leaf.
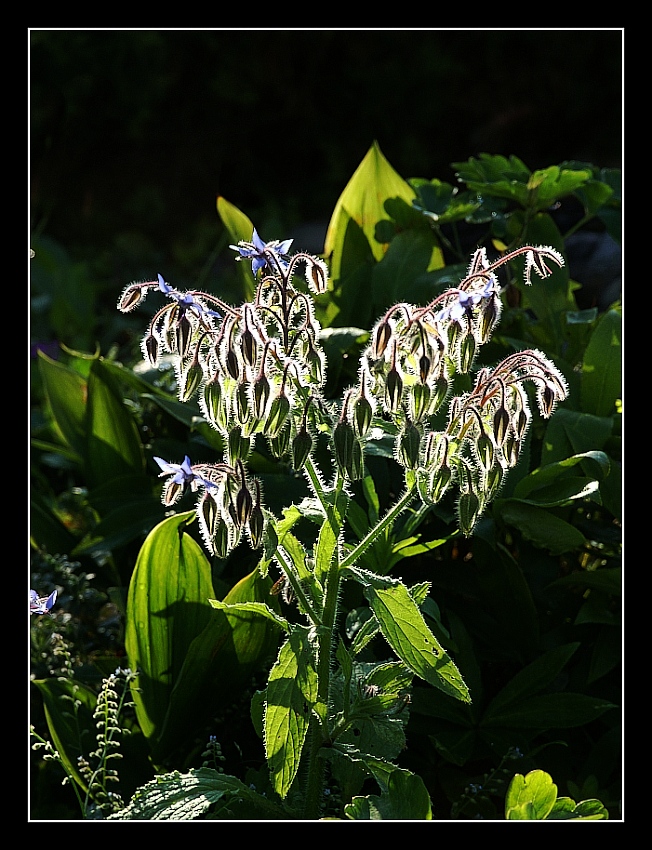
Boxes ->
[264,628,318,799]
[108,768,282,820]
[363,582,470,703]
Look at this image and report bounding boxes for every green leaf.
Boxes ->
[548,566,621,595]
[85,359,145,488]
[505,770,558,820]
[581,308,622,417]
[483,643,580,719]
[157,566,281,762]
[37,350,88,460]
[362,581,470,703]
[108,768,283,820]
[344,767,432,820]
[216,196,256,301]
[264,627,319,799]
[482,692,616,729]
[125,511,215,748]
[548,797,609,820]
[494,500,586,555]
[208,598,289,633]
[31,677,98,795]
[325,141,417,270]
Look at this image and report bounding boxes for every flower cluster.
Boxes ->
[120,233,567,548]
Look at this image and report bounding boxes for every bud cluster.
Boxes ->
[119,233,568,548]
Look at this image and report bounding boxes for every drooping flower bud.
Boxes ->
[347,437,364,481]
[409,382,431,423]
[264,391,291,438]
[240,328,257,367]
[458,490,482,537]
[475,432,495,472]
[427,464,452,504]
[374,320,392,358]
[235,484,253,526]
[118,284,147,313]
[493,406,511,446]
[228,426,252,465]
[180,359,204,402]
[384,366,403,413]
[292,426,313,471]
[353,393,373,437]
[225,347,241,381]
[428,376,450,416]
[333,419,356,477]
[143,333,159,367]
[458,333,476,373]
[397,420,421,469]
[268,422,291,459]
[176,313,193,359]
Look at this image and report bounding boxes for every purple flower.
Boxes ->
[153,456,219,505]
[30,589,57,616]
[229,229,293,277]
[438,277,499,323]
[156,275,222,319]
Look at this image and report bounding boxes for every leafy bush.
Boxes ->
[30,143,621,820]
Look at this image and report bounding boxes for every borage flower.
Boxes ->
[30,589,57,616]
[438,277,499,324]
[154,455,219,506]
[156,275,222,320]
[230,229,293,277]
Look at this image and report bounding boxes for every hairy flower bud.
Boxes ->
[248,500,265,549]
[265,392,290,438]
[180,359,203,402]
[384,367,403,413]
[202,376,228,431]
[458,334,476,373]
[427,464,453,504]
[176,313,193,359]
[475,432,495,472]
[353,394,373,437]
[235,484,253,526]
[374,321,392,358]
[240,328,257,367]
[292,427,313,471]
[253,373,271,420]
[428,376,450,416]
[228,426,252,465]
[398,420,421,469]
[493,406,511,445]
[458,490,482,537]
[225,347,241,381]
[409,382,431,423]
[333,420,356,477]
[143,333,159,367]
[268,422,291,459]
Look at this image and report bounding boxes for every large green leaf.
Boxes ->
[155,566,282,763]
[37,350,87,460]
[581,308,622,417]
[495,501,586,555]
[505,769,558,820]
[85,359,145,488]
[344,766,432,820]
[361,580,470,703]
[264,627,318,799]
[125,511,215,747]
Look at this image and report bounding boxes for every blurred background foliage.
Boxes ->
[30,29,622,352]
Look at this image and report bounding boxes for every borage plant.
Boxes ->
[111,231,568,820]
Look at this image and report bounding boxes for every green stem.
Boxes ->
[340,478,416,571]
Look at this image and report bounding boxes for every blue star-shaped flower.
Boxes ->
[157,275,222,319]
[438,277,499,323]
[153,455,218,492]
[229,229,293,277]
[30,589,57,615]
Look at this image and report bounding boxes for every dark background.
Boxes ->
[29,29,622,293]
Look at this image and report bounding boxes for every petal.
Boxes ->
[277,239,294,254]
[158,274,171,293]
[153,456,176,474]
[252,229,265,251]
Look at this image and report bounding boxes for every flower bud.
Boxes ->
[428,464,452,504]
[398,421,421,469]
[248,501,265,549]
[225,347,241,381]
[176,313,193,359]
[475,432,494,472]
[333,420,356,476]
[235,485,253,526]
[503,434,520,468]
[374,321,392,358]
[409,382,431,423]
[493,407,511,445]
[347,437,364,480]
[485,464,504,502]
[292,427,313,471]
[419,354,431,384]
[268,422,291,458]
[353,394,373,437]
[384,367,403,413]
[202,377,228,431]
[458,334,476,373]
[234,381,250,425]
[228,426,252,465]
[428,376,450,416]
[264,392,290,438]
[118,284,146,312]
[458,490,481,537]
[306,344,324,385]
[240,328,257,367]
[213,516,233,559]
[143,334,159,367]
[180,359,203,402]
[253,373,271,420]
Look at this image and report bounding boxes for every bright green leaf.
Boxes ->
[505,770,558,820]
